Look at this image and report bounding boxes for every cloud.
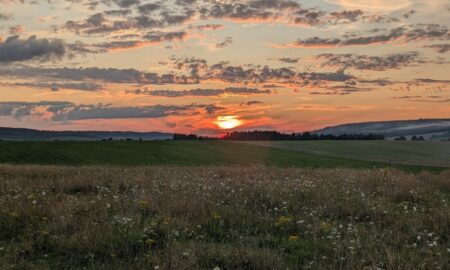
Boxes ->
[189,24,224,31]
[0,12,12,21]
[0,101,224,121]
[0,36,66,62]
[324,0,413,11]
[240,101,263,106]
[126,87,272,97]
[9,25,25,35]
[62,0,396,38]
[215,37,233,48]
[316,52,424,71]
[424,44,450,53]
[309,85,373,95]
[284,24,449,48]
[0,66,198,85]
[76,30,189,52]
[6,82,104,91]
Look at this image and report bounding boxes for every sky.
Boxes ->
[0,0,449,135]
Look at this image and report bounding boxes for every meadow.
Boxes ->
[0,165,449,269]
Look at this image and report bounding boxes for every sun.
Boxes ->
[215,116,242,129]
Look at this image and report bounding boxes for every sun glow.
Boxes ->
[215,116,242,129]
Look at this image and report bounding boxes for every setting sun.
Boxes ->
[215,116,242,129]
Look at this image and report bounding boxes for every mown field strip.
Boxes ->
[240,141,450,167]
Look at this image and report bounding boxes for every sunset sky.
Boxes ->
[0,0,449,134]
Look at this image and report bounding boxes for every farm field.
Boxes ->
[0,141,447,172]
[0,165,449,270]
[241,141,450,168]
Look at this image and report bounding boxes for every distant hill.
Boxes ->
[0,127,173,141]
[314,119,450,140]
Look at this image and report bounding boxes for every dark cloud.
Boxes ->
[104,9,132,16]
[278,57,299,63]
[107,0,141,8]
[189,24,223,31]
[316,52,424,71]
[240,101,263,106]
[414,78,450,83]
[137,3,160,13]
[0,101,73,120]
[0,12,13,21]
[62,0,396,37]
[309,85,373,95]
[0,66,198,85]
[7,82,104,91]
[215,37,233,48]
[392,95,422,99]
[289,24,449,48]
[424,44,450,53]
[75,30,189,52]
[126,87,272,97]
[0,101,224,121]
[0,36,65,62]
[409,98,450,103]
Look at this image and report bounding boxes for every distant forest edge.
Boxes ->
[174,131,387,141]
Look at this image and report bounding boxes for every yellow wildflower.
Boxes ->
[145,239,155,245]
[275,216,292,227]
[137,200,149,210]
[288,235,299,241]
[162,218,171,225]
[212,212,221,220]
[320,222,332,232]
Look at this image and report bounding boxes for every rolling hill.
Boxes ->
[0,127,173,141]
[314,119,450,140]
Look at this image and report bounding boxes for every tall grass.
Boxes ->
[0,165,448,269]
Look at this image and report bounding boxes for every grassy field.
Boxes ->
[0,165,448,269]
[241,141,450,168]
[0,141,446,172]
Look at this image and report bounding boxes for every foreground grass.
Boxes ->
[0,141,444,172]
[0,165,449,269]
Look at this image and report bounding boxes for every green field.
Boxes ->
[0,140,448,172]
[0,141,445,171]
[242,141,450,168]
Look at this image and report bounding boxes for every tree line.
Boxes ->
[174,130,385,141]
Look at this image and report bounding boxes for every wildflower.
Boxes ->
[212,212,221,220]
[137,200,149,210]
[275,216,292,227]
[40,230,49,236]
[9,212,18,218]
[145,239,155,245]
[320,222,332,232]
[288,235,299,241]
